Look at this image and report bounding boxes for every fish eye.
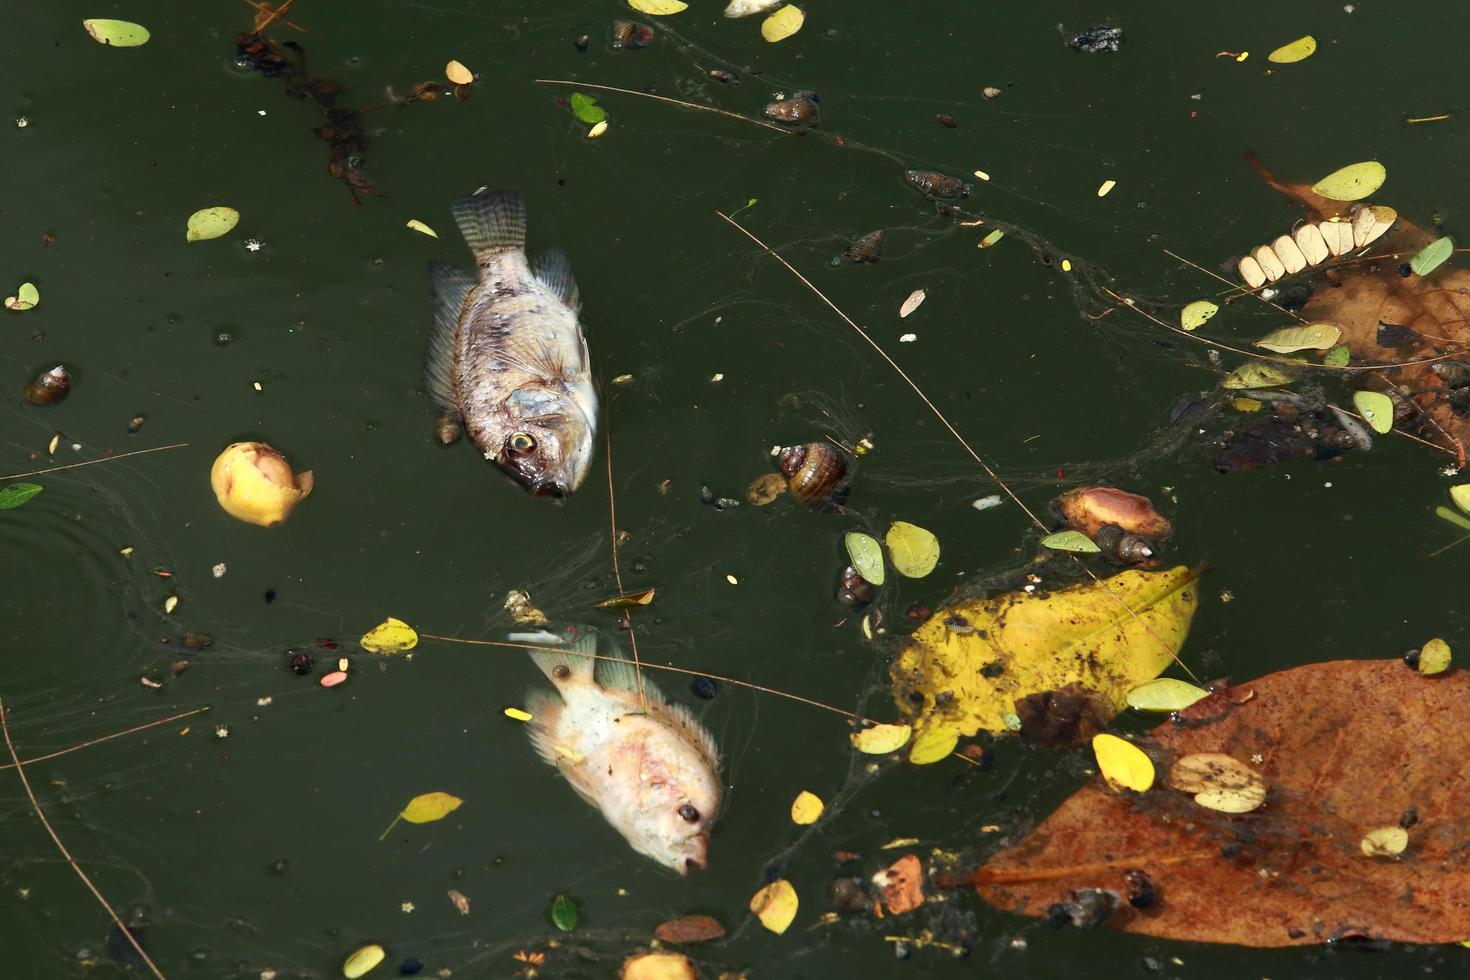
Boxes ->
[508,432,537,454]
[677,803,700,823]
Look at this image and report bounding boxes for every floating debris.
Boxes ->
[764,91,820,128]
[1066,25,1124,54]
[23,365,69,406]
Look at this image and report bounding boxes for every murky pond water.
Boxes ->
[4,1,1469,977]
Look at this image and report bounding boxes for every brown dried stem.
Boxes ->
[0,705,210,773]
[533,79,791,134]
[1,443,189,482]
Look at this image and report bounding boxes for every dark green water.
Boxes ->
[3,1,1468,977]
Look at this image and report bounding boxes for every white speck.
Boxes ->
[1343,3,1354,10]
[1023,584,1036,593]
[257,109,267,116]
[253,381,263,391]
[256,696,273,707]
[899,333,917,343]
[973,169,990,181]
[1323,481,1333,488]
[71,442,82,451]
[400,902,415,914]
[212,562,227,578]
[15,116,28,128]
[1442,466,1460,477]
[1008,937,1028,951]
[1260,288,1277,301]
[214,724,230,739]
[710,372,724,382]
[971,494,1003,511]
[726,574,738,585]
[244,239,262,252]
[612,373,634,384]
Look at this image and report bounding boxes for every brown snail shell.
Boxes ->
[842,230,883,264]
[905,169,970,199]
[1055,486,1172,541]
[763,91,819,127]
[836,565,875,608]
[1094,524,1156,565]
[435,413,463,445]
[23,365,69,406]
[611,19,654,49]
[1431,361,1470,389]
[777,442,850,507]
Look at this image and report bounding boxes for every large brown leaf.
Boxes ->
[971,659,1470,946]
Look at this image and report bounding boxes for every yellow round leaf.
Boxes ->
[343,943,385,978]
[789,790,824,825]
[402,791,463,824]
[1267,35,1316,64]
[760,4,804,42]
[444,60,473,85]
[1419,637,1452,676]
[83,18,150,47]
[629,0,689,12]
[851,722,911,755]
[1180,300,1218,331]
[186,206,240,242]
[1451,484,1470,515]
[1125,677,1209,713]
[360,617,419,653]
[1311,161,1386,202]
[749,879,799,934]
[1361,826,1408,857]
[907,726,959,765]
[1092,733,1155,793]
[1352,390,1394,434]
[885,521,940,578]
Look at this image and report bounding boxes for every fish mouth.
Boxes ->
[530,479,567,500]
[674,835,709,875]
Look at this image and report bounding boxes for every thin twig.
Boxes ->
[604,428,648,712]
[1162,248,1308,322]
[0,706,210,773]
[0,699,168,980]
[0,443,189,482]
[716,211,1200,683]
[533,79,791,134]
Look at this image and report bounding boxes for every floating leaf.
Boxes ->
[907,725,959,765]
[844,531,886,586]
[1452,485,1470,515]
[1267,35,1316,63]
[851,722,911,755]
[551,894,578,932]
[378,791,463,840]
[1040,530,1101,554]
[1352,390,1394,434]
[1169,752,1266,813]
[1230,397,1262,413]
[1418,637,1452,676]
[898,288,926,318]
[622,952,699,980]
[1126,677,1209,713]
[653,915,726,943]
[759,4,804,42]
[185,207,240,243]
[629,0,688,12]
[360,617,419,653]
[884,521,939,578]
[1361,826,1409,857]
[0,483,43,510]
[568,93,606,125]
[892,566,1201,737]
[1438,505,1470,532]
[1096,179,1117,198]
[1254,323,1341,353]
[595,588,656,610]
[1311,161,1386,202]
[4,282,39,311]
[1324,345,1351,367]
[1221,361,1298,389]
[749,879,798,934]
[790,790,824,824]
[406,219,438,238]
[978,229,1005,248]
[1180,300,1217,331]
[343,944,385,979]
[1410,236,1453,277]
[444,60,473,85]
[1092,733,1155,792]
[83,18,150,47]
[873,854,925,915]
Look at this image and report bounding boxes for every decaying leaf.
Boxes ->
[844,531,886,586]
[83,18,150,46]
[746,472,787,505]
[654,914,726,943]
[790,790,824,824]
[1221,361,1298,390]
[1253,323,1341,354]
[360,617,419,653]
[1361,826,1409,857]
[1416,637,1451,675]
[447,889,470,914]
[851,722,911,754]
[898,288,926,318]
[595,588,656,610]
[760,4,804,42]
[891,566,1200,736]
[1310,161,1386,202]
[1168,752,1267,813]
[185,207,239,242]
[1267,35,1316,63]
[4,282,39,311]
[750,879,799,933]
[1092,733,1154,792]
[884,521,939,578]
[1180,300,1217,331]
[504,589,549,625]
[973,658,1470,946]
[873,854,924,915]
[907,725,959,764]
[1125,677,1209,713]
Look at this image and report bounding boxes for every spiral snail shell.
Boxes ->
[842,230,883,264]
[905,169,970,200]
[1093,524,1156,565]
[777,442,850,507]
[23,365,70,406]
[836,565,875,608]
[434,412,463,446]
[763,91,820,128]
[611,19,655,49]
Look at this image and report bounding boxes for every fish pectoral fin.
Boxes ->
[451,188,527,260]
[426,261,475,413]
[532,247,581,312]
[528,630,598,687]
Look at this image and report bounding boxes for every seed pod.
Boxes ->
[1238,254,1266,289]
[1094,524,1156,564]
[435,413,463,445]
[23,365,70,405]
[905,169,970,199]
[1252,244,1286,282]
[1055,486,1172,540]
[1293,223,1329,265]
[611,19,654,49]
[836,565,875,608]
[777,442,850,506]
[764,91,819,127]
[1270,234,1307,274]
[842,230,883,264]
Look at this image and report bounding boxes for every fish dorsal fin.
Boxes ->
[596,640,721,768]
[532,248,581,312]
[527,631,597,689]
[656,697,722,769]
[451,188,526,262]
[425,261,475,413]
[595,646,667,703]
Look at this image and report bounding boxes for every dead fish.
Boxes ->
[764,91,819,127]
[425,189,597,497]
[524,631,722,874]
[905,169,970,200]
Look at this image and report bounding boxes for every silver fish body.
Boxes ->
[524,632,722,874]
[425,189,597,497]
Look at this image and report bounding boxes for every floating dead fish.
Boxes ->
[763,91,819,128]
[1235,204,1396,289]
[905,169,970,200]
[841,230,883,264]
[611,20,655,49]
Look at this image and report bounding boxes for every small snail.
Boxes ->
[763,91,819,128]
[708,69,739,85]
[434,412,463,446]
[777,441,850,507]
[842,230,883,264]
[905,169,970,200]
[611,19,654,49]
[836,565,874,608]
[1094,524,1156,565]
[23,365,70,406]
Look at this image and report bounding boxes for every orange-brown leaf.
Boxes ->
[653,914,726,943]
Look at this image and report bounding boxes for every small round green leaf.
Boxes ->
[844,531,885,586]
[186,207,240,242]
[568,93,606,125]
[5,282,39,312]
[1323,345,1351,367]
[1254,323,1341,354]
[884,520,939,578]
[1310,161,1386,202]
[83,18,150,47]
[1352,390,1394,434]
[0,483,44,510]
[551,894,578,932]
[1410,236,1453,277]
[1126,677,1210,713]
[1180,300,1218,331]
[1040,530,1101,553]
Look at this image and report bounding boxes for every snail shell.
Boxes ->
[23,365,70,406]
[842,230,883,264]
[611,19,654,49]
[836,565,875,608]
[435,413,463,445]
[1432,361,1470,389]
[763,91,819,127]
[777,442,850,507]
[1094,524,1156,565]
[905,169,970,200]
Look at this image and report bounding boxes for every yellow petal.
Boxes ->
[405,218,438,238]
[907,726,959,765]
[1096,179,1117,198]
[760,4,804,42]
[789,790,824,824]
[504,707,533,722]
[1267,35,1316,64]
[360,617,419,653]
[749,879,799,934]
[444,60,473,85]
[851,722,912,755]
[1092,733,1155,792]
[629,0,689,12]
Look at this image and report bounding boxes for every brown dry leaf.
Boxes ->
[972,659,1470,946]
[653,914,726,943]
[872,854,925,916]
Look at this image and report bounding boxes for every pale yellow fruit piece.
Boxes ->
[1252,244,1286,282]
[1092,733,1155,793]
[749,879,799,933]
[1361,826,1408,857]
[790,790,824,824]
[343,943,385,978]
[1294,223,1329,265]
[1271,235,1306,274]
[209,441,314,527]
[1238,255,1266,288]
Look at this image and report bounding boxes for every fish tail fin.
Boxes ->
[523,688,566,765]
[527,630,598,689]
[531,248,580,312]
[425,261,475,413]
[451,188,527,261]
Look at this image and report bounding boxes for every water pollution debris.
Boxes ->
[764,91,819,129]
[1065,25,1124,54]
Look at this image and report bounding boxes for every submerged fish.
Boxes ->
[524,632,722,874]
[425,189,597,497]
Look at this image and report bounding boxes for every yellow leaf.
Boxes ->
[790,790,824,824]
[5,282,39,311]
[1221,361,1298,390]
[749,879,799,934]
[1126,677,1209,713]
[891,566,1201,736]
[1092,733,1155,792]
[851,722,912,754]
[622,951,699,980]
[1096,179,1117,198]
[1311,161,1386,202]
[83,18,150,47]
[1361,826,1409,857]
[403,790,463,823]
[504,707,533,722]
[406,219,438,238]
[1353,390,1394,434]
[444,60,473,85]
[360,617,419,653]
[884,521,939,578]
[1418,637,1452,676]
[186,206,240,242]
[1267,35,1316,64]
[1180,300,1217,331]
[760,4,804,42]
[629,0,688,12]
[1230,397,1262,413]
[1451,484,1470,515]
[343,943,386,978]
[1254,323,1341,354]
[907,726,959,765]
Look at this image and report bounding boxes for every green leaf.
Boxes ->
[1180,300,1218,331]
[569,93,606,125]
[1310,161,1386,202]
[1040,530,1101,553]
[1352,390,1394,434]
[551,894,578,932]
[978,229,1005,249]
[1126,677,1210,713]
[1267,35,1316,64]
[1449,484,1470,515]
[1221,361,1298,390]
[884,521,939,578]
[4,282,40,311]
[1254,323,1341,354]
[844,531,886,586]
[185,207,239,242]
[0,483,43,510]
[1410,236,1453,277]
[83,18,150,47]
[1323,345,1351,367]
[1435,506,1470,532]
